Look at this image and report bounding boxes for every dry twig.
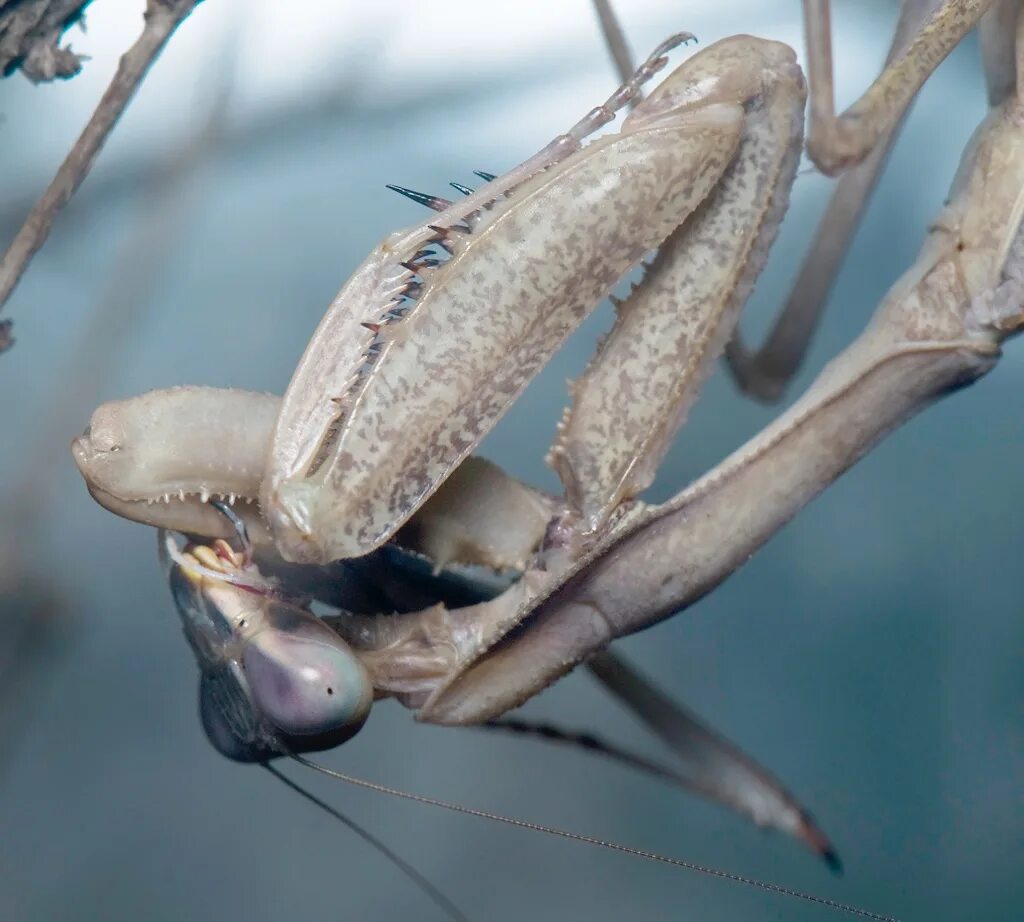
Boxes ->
[0,0,203,352]
[591,0,636,87]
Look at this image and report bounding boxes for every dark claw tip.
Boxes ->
[798,814,842,875]
[822,846,843,876]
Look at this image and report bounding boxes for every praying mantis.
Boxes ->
[65,1,1024,919]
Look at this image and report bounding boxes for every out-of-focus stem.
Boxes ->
[0,0,202,349]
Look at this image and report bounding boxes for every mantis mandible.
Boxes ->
[69,0,1024,918]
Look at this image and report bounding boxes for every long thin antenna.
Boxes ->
[291,754,898,921]
[263,763,468,922]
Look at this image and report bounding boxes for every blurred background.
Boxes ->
[0,1,1021,919]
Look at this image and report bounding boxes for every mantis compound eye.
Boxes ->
[242,622,373,740]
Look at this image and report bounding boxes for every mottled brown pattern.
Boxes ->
[70,19,1024,778]
[423,67,1024,722]
[288,109,742,561]
[806,0,994,173]
[550,38,806,534]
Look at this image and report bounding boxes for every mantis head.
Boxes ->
[159,508,373,762]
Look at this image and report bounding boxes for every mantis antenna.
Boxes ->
[288,753,899,922]
[263,763,468,922]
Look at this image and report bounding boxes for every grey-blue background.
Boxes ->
[0,2,1020,920]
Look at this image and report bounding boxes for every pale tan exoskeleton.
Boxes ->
[70,1,1024,918]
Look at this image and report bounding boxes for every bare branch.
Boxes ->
[7,36,234,533]
[591,0,636,87]
[0,0,203,350]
